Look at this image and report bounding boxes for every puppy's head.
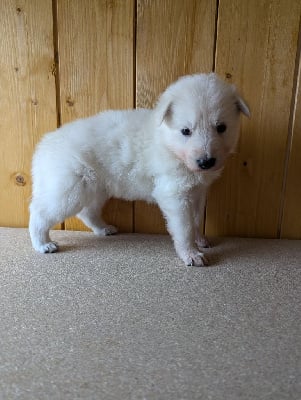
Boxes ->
[155,73,250,173]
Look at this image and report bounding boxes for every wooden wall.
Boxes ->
[1,0,301,239]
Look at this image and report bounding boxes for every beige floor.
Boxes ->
[1,227,301,399]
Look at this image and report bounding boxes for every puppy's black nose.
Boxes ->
[197,157,216,170]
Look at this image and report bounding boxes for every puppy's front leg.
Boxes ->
[192,186,211,249]
[154,192,208,267]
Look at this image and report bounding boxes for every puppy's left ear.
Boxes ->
[236,96,251,118]
[232,85,251,118]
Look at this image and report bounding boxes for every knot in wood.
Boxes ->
[15,174,26,186]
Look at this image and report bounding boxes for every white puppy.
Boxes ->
[29,73,250,266]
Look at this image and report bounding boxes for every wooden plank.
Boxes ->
[206,0,301,238]
[281,50,301,238]
[135,0,217,233]
[0,0,57,227]
[56,0,134,232]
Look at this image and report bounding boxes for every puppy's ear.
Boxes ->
[231,84,250,118]
[235,96,251,118]
[162,102,173,125]
[155,98,174,126]
[155,86,175,126]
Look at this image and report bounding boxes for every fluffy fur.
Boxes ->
[29,73,250,266]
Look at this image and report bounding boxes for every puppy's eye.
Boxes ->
[216,123,227,134]
[181,128,192,136]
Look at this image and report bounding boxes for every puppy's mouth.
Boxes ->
[187,163,224,174]
[196,166,224,175]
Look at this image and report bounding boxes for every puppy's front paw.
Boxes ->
[36,241,59,254]
[185,250,209,267]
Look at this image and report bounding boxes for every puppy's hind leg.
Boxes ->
[29,204,60,253]
[29,174,86,253]
[77,193,118,236]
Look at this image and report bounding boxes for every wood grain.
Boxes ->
[135,0,217,233]
[206,0,301,238]
[281,52,301,238]
[0,0,57,227]
[1,0,301,240]
[56,0,134,232]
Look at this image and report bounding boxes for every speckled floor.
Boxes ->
[0,227,301,400]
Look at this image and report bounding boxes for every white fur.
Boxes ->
[29,73,249,266]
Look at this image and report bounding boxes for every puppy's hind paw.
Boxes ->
[196,235,211,249]
[94,225,118,236]
[103,225,118,235]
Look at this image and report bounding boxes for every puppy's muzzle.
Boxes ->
[197,157,216,170]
